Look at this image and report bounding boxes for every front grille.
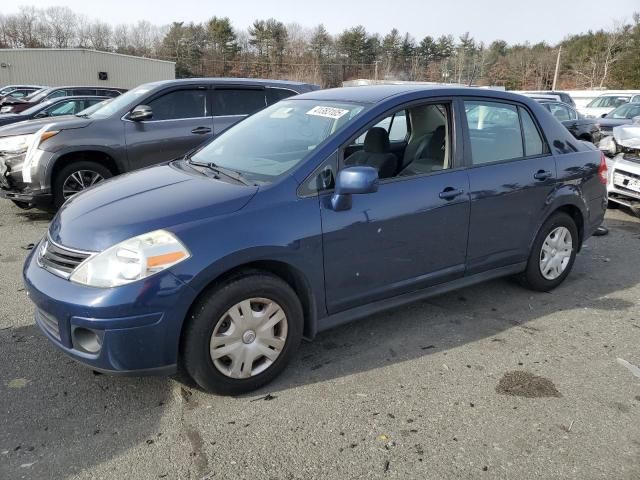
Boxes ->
[35,309,61,341]
[37,236,92,279]
[613,169,640,196]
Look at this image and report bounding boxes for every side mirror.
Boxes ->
[330,166,378,211]
[129,105,153,122]
[34,111,49,118]
[601,113,607,118]
[633,116,640,125]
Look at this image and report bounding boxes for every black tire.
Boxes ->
[520,212,579,292]
[181,272,303,395]
[10,200,31,210]
[52,161,113,209]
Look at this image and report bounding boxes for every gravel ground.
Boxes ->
[0,200,639,480]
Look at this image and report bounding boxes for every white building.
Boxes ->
[0,48,175,89]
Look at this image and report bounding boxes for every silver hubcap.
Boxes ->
[209,298,288,379]
[539,226,573,280]
[62,170,104,199]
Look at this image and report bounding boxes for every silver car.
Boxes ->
[600,121,640,215]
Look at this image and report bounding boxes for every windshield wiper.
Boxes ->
[193,161,253,186]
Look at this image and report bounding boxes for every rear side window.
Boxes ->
[519,108,544,156]
[74,89,97,96]
[266,88,297,105]
[464,101,546,165]
[46,90,68,99]
[98,90,121,97]
[147,89,207,120]
[213,89,266,116]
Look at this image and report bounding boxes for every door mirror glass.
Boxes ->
[331,166,378,211]
[129,105,153,121]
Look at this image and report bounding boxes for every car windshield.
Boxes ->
[21,99,57,116]
[189,99,368,183]
[85,86,152,119]
[76,99,111,117]
[608,104,640,119]
[25,88,53,103]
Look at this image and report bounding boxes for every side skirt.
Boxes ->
[316,262,527,334]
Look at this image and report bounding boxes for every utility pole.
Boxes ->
[374,61,379,82]
[552,46,562,90]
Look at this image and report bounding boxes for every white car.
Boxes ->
[581,94,640,119]
[601,122,640,214]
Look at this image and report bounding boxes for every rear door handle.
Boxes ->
[439,187,465,200]
[534,170,553,181]
[191,126,212,135]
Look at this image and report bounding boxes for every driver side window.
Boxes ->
[343,102,451,181]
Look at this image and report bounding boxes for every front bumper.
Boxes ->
[606,154,640,208]
[23,243,198,375]
[0,149,54,207]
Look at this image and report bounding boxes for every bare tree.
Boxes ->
[44,6,76,48]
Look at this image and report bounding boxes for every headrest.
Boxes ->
[364,127,390,153]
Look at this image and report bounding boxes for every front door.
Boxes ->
[124,86,214,169]
[320,100,470,314]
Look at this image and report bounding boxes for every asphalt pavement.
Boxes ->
[0,200,639,480]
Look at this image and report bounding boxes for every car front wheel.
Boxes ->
[181,272,303,395]
[52,161,112,208]
[521,212,578,291]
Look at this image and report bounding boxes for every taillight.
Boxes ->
[598,152,608,185]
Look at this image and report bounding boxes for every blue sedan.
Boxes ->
[23,86,608,394]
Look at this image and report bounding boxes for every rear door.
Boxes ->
[462,99,557,274]
[211,86,267,135]
[124,85,213,168]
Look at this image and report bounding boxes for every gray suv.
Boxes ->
[0,78,319,209]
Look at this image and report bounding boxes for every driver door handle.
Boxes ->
[191,126,212,135]
[534,170,553,181]
[439,187,464,200]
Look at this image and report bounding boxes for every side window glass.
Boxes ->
[266,88,297,105]
[147,89,207,120]
[354,111,408,145]
[47,101,77,116]
[75,89,96,96]
[345,103,450,179]
[567,107,578,120]
[299,152,337,196]
[519,107,544,157]
[213,89,267,116]
[549,104,570,121]
[464,101,523,164]
[46,90,66,99]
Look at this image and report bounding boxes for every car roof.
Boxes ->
[141,78,319,89]
[292,85,534,104]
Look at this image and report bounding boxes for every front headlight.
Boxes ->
[0,134,34,153]
[70,230,190,288]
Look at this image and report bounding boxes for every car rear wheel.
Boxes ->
[181,272,303,395]
[520,212,578,292]
[52,161,112,208]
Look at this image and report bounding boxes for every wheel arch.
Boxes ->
[47,148,124,187]
[531,199,586,253]
[180,259,319,349]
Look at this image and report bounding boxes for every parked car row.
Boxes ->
[2,81,604,394]
[0,86,126,114]
[0,79,319,209]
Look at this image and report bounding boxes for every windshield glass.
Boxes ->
[25,88,52,103]
[190,99,367,183]
[21,99,56,116]
[609,104,640,119]
[84,86,152,119]
[76,99,111,116]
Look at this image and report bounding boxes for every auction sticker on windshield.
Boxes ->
[306,106,350,119]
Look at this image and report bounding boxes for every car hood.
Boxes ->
[0,115,90,137]
[598,118,632,127]
[612,124,640,150]
[49,161,259,251]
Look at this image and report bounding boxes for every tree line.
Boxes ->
[1,6,639,89]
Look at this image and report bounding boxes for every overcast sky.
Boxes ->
[6,0,639,44]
